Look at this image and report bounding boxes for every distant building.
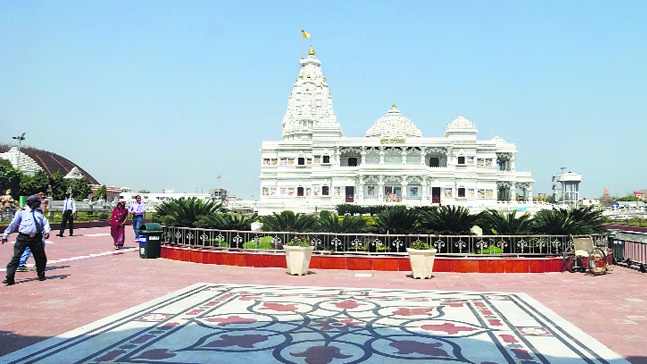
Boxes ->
[258,46,536,215]
[634,190,645,201]
[212,188,228,201]
[118,190,213,211]
[0,145,99,184]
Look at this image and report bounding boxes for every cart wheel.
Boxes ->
[562,253,576,273]
[588,248,608,275]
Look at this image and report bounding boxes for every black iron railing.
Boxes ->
[162,226,607,257]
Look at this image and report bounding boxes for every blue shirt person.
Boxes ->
[2,195,49,286]
[18,192,50,271]
[128,195,146,241]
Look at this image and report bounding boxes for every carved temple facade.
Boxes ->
[257,46,535,215]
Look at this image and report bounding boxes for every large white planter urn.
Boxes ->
[407,248,438,279]
[284,246,314,276]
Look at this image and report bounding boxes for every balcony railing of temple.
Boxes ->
[162,226,607,257]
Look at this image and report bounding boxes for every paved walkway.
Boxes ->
[0,227,645,363]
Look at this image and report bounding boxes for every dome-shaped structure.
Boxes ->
[365,104,423,138]
[0,145,100,185]
[444,113,477,132]
[443,114,478,140]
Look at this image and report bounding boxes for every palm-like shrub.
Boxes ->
[316,210,367,233]
[480,210,533,235]
[336,204,366,215]
[154,197,223,227]
[336,204,387,216]
[419,205,480,235]
[531,206,606,235]
[371,205,420,234]
[195,213,257,230]
[259,210,318,232]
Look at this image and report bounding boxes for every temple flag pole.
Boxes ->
[301,29,311,58]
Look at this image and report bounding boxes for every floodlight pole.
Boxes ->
[12,132,26,171]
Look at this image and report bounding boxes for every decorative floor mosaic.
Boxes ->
[1,284,627,364]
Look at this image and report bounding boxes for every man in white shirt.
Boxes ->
[2,195,49,285]
[128,195,146,241]
[58,193,76,237]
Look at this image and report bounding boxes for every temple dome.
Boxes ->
[445,114,476,132]
[365,105,423,138]
[443,114,478,140]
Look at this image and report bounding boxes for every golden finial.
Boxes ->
[323,77,326,82]
[392,103,397,109]
[307,74,311,78]
[308,45,315,55]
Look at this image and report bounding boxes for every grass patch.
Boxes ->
[207,239,228,248]
[243,236,275,250]
[474,246,503,254]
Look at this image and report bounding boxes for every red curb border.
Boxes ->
[160,245,569,273]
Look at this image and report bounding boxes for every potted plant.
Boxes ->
[407,240,437,279]
[284,236,314,276]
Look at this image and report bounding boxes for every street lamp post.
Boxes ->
[12,132,26,171]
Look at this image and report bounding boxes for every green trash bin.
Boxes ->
[138,223,163,259]
[607,229,622,263]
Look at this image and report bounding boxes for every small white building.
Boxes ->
[552,170,582,205]
[118,190,213,211]
[257,46,537,215]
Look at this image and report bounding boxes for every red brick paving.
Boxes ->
[1,227,646,363]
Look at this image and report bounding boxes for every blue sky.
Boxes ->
[1,1,645,199]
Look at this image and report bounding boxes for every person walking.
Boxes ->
[2,194,49,286]
[128,195,146,241]
[17,191,49,271]
[58,193,75,237]
[110,200,128,249]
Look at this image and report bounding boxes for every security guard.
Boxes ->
[2,194,49,286]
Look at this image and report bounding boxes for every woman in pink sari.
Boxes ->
[110,200,128,249]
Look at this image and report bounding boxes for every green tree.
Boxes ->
[371,205,420,234]
[479,210,533,235]
[419,205,480,235]
[70,176,92,200]
[598,194,615,207]
[259,210,318,232]
[32,170,51,194]
[195,212,257,230]
[95,185,108,200]
[0,159,21,199]
[531,206,606,235]
[48,171,66,199]
[154,197,223,227]
[617,195,640,202]
[316,210,367,233]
